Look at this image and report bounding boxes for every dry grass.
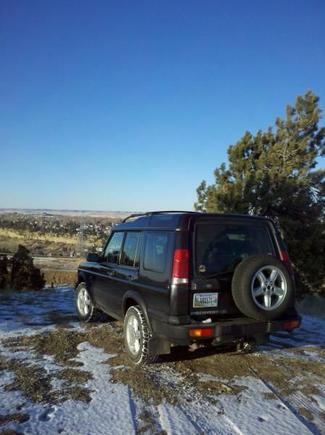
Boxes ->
[42,270,77,286]
[0,228,78,245]
[137,409,167,434]
[0,228,93,258]
[1,329,95,404]
[0,236,76,258]
[3,324,325,409]
[4,329,86,365]
[0,354,92,404]
[0,413,29,426]
[0,356,57,403]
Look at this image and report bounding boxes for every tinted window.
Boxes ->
[104,232,124,264]
[196,223,274,275]
[120,232,141,267]
[144,232,169,273]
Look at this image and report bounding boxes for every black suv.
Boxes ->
[75,211,300,364]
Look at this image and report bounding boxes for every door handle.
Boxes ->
[107,270,116,277]
[128,275,137,281]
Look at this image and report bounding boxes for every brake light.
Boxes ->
[279,250,293,272]
[283,319,300,331]
[189,328,214,338]
[279,250,290,262]
[172,248,189,285]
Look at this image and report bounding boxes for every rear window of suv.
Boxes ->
[195,222,275,275]
[144,232,169,273]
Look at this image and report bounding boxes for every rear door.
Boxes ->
[191,218,276,317]
[138,231,174,322]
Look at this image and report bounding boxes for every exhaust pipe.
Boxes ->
[237,340,254,353]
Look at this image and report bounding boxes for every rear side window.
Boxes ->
[104,232,124,264]
[120,232,141,267]
[196,222,274,275]
[144,232,169,273]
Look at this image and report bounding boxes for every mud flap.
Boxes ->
[148,336,171,355]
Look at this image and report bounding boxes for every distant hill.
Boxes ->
[0,208,138,219]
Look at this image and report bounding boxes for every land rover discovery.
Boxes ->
[75,211,300,364]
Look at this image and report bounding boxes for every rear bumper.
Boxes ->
[152,314,301,346]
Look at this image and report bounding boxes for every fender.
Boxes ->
[122,290,151,329]
[76,270,96,304]
[76,270,86,288]
[122,290,171,355]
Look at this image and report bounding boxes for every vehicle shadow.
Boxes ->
[158,315,325,364]
[158,340,252,363]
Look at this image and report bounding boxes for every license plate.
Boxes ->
[193,293,218,308]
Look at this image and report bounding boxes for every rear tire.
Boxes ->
[75,282,103,322]
[124,305,158,365]
[232,255,294,320]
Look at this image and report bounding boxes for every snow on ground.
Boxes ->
[0,287,324,435]
[6,343,137,435]
[0,286,77,337]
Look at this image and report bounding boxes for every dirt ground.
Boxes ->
[0,288,324,435]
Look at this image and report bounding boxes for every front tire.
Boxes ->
[75,282,102,322]
[123,305,158,365]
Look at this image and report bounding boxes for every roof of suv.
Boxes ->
[114,211,271,231]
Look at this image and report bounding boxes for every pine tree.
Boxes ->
[0,255,9,290]
[11,245,45,290]
[195,91,325,294]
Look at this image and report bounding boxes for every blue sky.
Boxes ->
[1,0,324,211]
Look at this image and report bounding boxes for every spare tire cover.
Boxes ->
[231,255,294,321]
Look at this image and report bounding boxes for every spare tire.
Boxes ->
[231,255,294,321]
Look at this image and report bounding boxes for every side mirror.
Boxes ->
[86,252,100,262]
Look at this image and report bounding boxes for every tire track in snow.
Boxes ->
[247,366,318,434]
[175,406,205,433]
[127,385,169,434]
[157,399,244,434]
[158,404,199,434]
[288,389,325,430]
[149,363,244,434]
[221,415,245,435]
[179,403,244,435]
[127,387,138,433]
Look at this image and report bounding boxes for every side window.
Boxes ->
[144,232,169,273]
[120,232,141,267]
[104,232,124,264]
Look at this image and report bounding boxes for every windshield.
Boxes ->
[195,222,275,276]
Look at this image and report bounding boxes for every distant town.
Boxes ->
[0,209,131,257]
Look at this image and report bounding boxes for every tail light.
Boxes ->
[279,250,293,273]
[189,327,214,338]
[283,319,300,331]
[172,248,189,285]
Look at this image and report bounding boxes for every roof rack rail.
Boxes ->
[122,210,197,223]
